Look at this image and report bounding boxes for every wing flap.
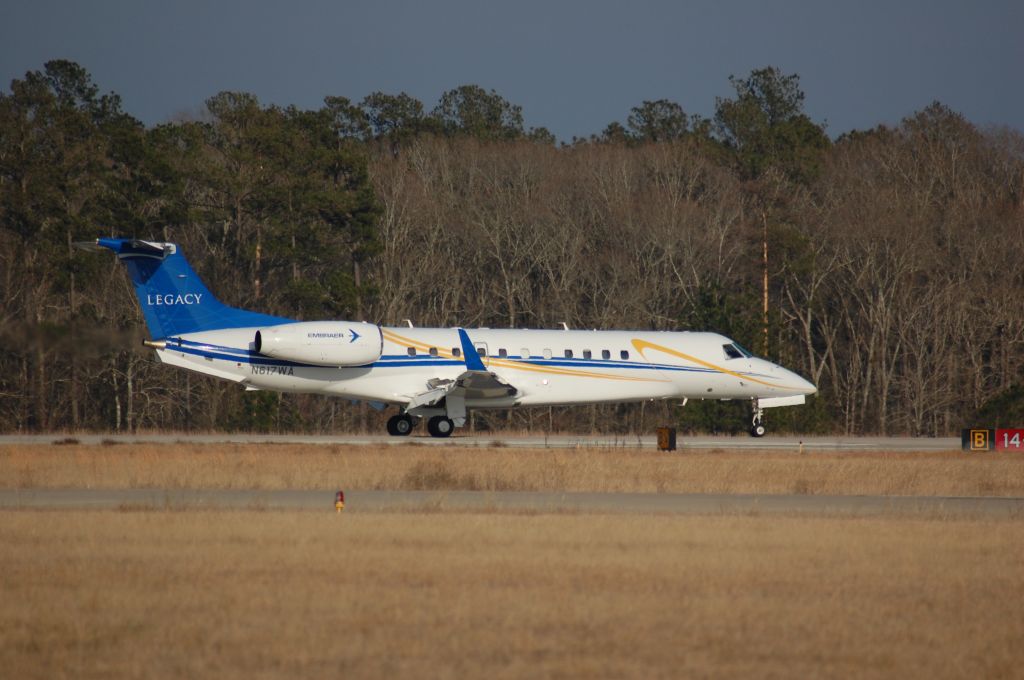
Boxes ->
[406,385,452,410]
[404,370,518,409]
[454,370,518,400]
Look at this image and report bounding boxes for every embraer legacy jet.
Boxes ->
[80,238,816,437]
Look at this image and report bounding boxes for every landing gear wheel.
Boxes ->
[427,416,454,438]
[749,403,766,438]
[387,414,414,436]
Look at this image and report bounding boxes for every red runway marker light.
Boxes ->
[335,490,345,513]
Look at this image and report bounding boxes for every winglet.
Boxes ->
[457,328,486,371]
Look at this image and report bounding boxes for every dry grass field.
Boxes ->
[4,444,1023,677]
[2,442,1023,497]
[1,510,1022,679]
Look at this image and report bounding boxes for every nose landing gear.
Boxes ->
[750,402,766,437]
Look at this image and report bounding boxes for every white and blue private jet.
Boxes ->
[81,238,816,437]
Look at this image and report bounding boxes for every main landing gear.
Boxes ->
[386,413,414,436]
[426,415,454,438]
[386,412,455,438]
[750,402,766,438]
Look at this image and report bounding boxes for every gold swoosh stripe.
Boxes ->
[631,338,785,388]
[382,329,664,383]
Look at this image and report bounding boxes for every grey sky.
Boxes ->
[2,0,1021,141]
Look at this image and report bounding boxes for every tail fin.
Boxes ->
[87,238,289,339]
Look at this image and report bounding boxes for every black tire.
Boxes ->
[387,414,413,436]
[427,416,454,438]
[750,423,766,438]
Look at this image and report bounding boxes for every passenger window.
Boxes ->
[723,344,743,360]
[583,350,592,359]
[520,348,530,359]
[407,347,416,356]
[477,347,485,357]
[452,347,461,357]
[601,350,611,360]
[543,348,552,359]
[429,347,438,357]
[620,350,630,360]
[564,349,574,359]
[498,348,508,358]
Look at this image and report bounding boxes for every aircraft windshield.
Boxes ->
[723,343,755,360]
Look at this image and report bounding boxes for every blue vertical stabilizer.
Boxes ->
[94,238,290,339]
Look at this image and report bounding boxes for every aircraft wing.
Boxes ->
[452,370,518,399]
[406,370,518,410]
[404,328,518,412]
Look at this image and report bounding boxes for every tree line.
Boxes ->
[1,60,1021,434]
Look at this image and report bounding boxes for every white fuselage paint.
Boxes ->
[155,325,816,409]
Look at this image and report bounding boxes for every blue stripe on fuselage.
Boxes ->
[167,338,771,379]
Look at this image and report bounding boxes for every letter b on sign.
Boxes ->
[961,429,994,451]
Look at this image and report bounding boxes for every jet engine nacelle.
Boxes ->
[254,321,382,367]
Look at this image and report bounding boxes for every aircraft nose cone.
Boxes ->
[763,361,817,395]
[774,365,816,395]
[794,373,817,395]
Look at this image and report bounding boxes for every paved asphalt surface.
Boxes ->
[0,434,962,450]
[2,489,1020,517]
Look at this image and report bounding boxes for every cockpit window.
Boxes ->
[734,343,754,358]
[723,343,744,360]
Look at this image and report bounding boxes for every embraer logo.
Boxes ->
[307,329,362,343]
[146,293,203,306]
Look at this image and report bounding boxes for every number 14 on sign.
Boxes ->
[997,429,1024,451]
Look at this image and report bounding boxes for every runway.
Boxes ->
[0,433,962,450]
[3,489,1020,517]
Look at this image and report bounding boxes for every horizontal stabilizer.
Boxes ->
[72,240,107,253]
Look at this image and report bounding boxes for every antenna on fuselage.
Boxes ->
[559,322,569,331]
[403,319,414,328]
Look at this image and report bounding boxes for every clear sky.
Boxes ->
[2,0,1021,140]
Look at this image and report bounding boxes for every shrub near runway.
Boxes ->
[2,443,1023,496]
[1,510,1022,679]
